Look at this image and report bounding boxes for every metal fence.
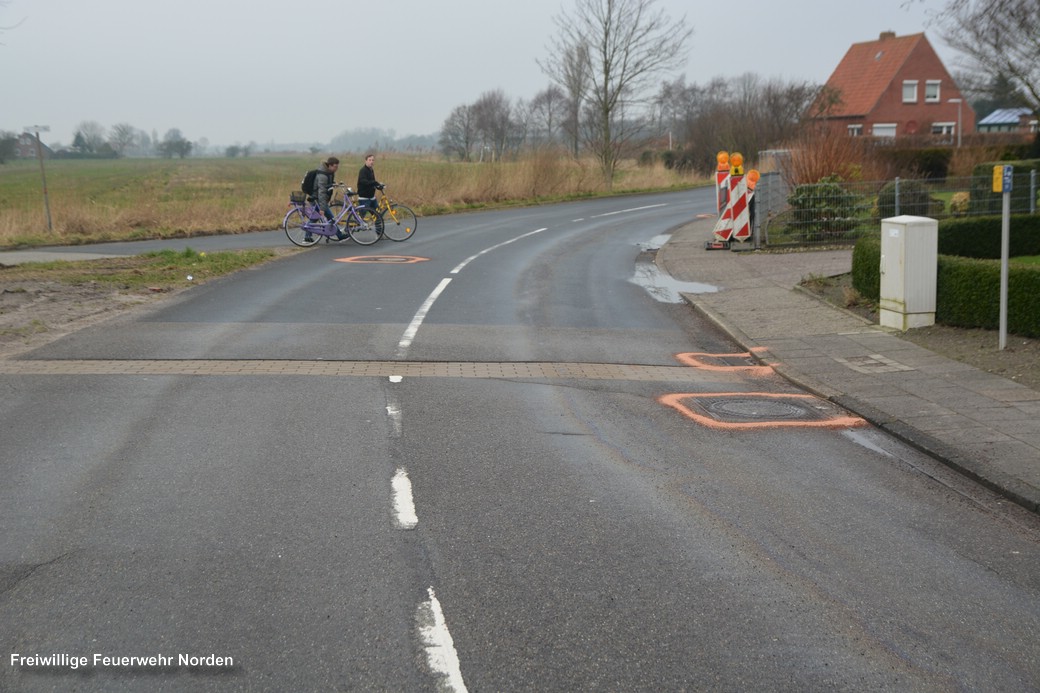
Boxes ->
[751,170,1040,248]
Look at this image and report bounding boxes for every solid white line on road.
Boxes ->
[417,586,468,693]
[449,227,547,274]
[391,468,418,530]
[396,277,452,358]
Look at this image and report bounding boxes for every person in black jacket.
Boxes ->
[356,153,383,210]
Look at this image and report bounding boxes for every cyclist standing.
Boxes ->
[356,153,383,211]
[307,156,344,241]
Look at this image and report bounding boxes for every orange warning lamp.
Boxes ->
[730,152,744,175]
[747,169,760,190]
[716,151,729,171]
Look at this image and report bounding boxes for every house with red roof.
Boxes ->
[812,32,975,142]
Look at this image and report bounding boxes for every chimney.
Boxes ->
[879,31,896,40]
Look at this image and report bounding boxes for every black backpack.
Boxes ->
[301,168,333,197]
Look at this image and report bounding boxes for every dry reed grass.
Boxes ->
[1,153,701,248]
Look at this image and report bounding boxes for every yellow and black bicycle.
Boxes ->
[338,184,417,242]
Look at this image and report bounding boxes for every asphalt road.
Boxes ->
[2,190,1039,691]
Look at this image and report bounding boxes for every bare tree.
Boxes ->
[471,90,513,161]
[540,0,692,188]
[933,0,1040,149]
[74,121,107,154]
[530,85,570,148]
[1,1,26,44]
[158,128,192,158]
[510,98,533,155]
[439,104,476,161]
[554,42,590,157]
[109,123,137,157]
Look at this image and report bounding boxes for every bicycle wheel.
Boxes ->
[328,202,348,241]
[284,208,319,247]
[346,208,384,246]
[381,203,417,241]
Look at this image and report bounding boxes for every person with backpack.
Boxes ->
[356,153,383,211]
[303,157,344,240]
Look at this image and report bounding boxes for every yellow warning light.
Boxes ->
[730,152,744,175]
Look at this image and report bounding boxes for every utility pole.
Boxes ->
[948,99,963,148]
[24,125,53,232]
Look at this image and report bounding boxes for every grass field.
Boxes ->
[0,153,705,249]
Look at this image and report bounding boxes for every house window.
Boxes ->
[847,124,863,137]
[925,81,941,103]
[902,81,918,103]
[931,122,955,135]
[872,123,897,138]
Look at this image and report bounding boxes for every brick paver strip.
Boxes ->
[0,360,738,383]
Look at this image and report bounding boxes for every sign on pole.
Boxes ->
[992,165,1013,350]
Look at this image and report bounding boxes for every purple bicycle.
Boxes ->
[283,186,384,247]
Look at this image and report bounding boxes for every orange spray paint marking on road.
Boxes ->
[658,392,866,431]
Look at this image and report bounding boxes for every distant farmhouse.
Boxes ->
[15,132,54,159]
[811,32,975,142]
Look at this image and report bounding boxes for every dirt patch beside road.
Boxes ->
[0,279,186,359]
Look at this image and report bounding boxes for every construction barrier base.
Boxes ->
[704,240,731,251]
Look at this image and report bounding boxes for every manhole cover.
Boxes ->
[705,398,813,421]
[658,392,865,430]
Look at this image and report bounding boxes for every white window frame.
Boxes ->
[931,122,955,135]
[925,80,941,103]
[847,124,863,137]
[902,80,918,103]
[872,123,897,138]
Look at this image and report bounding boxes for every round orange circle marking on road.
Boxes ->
[334,256,429,264]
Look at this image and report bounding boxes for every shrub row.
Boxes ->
[969,159,1040,215]
[935,214,1040,258]
[851,221,1040,338]
[935,256,1040,336]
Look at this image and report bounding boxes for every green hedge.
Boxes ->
[851,225,1040,338]
[936,256,1040,336]
[851,233,881,300]
[969,159,1040,215]
[935,214,1040,258]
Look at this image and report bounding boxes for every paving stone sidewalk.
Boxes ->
[657,219,1040,513]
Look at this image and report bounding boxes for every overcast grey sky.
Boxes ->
[2,0,952,149]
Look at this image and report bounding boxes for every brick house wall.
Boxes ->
[813,32,976,141]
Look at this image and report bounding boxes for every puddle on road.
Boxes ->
[631,259,719,303]
[636,234,674,252]
[632,233,719,303]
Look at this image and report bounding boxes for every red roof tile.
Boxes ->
[824,33,924,117]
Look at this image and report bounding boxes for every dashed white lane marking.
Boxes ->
[591,203,667,218]
[396,277,452,357]
[391,468,419,530]
[386,375,404,437]
[417,587,468,693]
[450,227,547,274]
